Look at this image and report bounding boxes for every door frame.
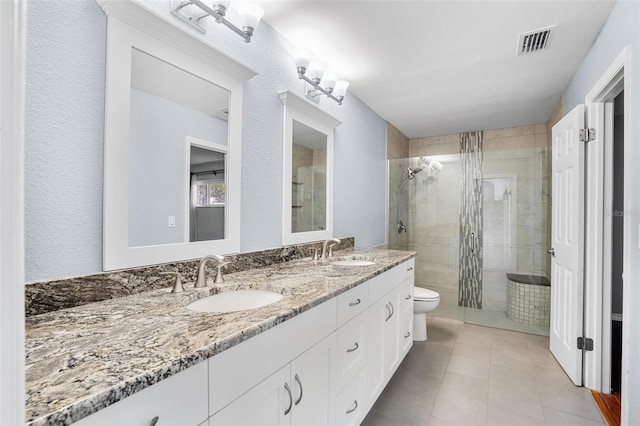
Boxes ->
[0,0,26,424]
[582,46,630,399]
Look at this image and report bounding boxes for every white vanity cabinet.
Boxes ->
[73,258,415,426]
[74,360,208,426]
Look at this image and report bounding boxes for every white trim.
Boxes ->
[583,46,631,419]
[279,91,341,245]
[102,5,251,270]
[0,0,26,424]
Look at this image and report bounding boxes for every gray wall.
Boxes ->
[563,1,639,422]
[25,0,387,282]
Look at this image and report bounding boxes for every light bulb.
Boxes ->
[332,80,350,98]
[306,61,326,82]
[293,48,313,71]
[236,1,264,30]
[320,72,337,90]
[207,0,230,17]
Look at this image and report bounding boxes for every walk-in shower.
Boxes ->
[389,129,551,336]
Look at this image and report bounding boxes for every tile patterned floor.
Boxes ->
[362,318,604,426]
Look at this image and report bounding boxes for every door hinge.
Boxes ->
[577,337,594,351]
[579,128,596,142]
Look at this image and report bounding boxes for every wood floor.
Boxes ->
[590,391,621,426]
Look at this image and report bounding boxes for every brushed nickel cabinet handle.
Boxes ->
[405,332,411,338]
[349,298,361,307]
[347,342,359,353]
[284,382,293,415]
[385,303,391,321]
[346,400,358,414]
[405,294,412,300]
[407,267,413,271]
[150,416,159,426]
[294,374,303,406]
[389,302,394,318]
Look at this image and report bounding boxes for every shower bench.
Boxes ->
[505,273,551,327]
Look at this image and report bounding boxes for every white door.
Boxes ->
[550,104,586,386]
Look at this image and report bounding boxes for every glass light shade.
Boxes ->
[211,0,231,8]
[236,2,264,29]
[320,72,337,90]
[293,48,313,70]
[306,61,326,81]
[332,80,350,98]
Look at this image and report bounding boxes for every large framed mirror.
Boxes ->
[99,0,256,270]
[279,91,341,245]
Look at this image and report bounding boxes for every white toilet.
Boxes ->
[413,287,440,341]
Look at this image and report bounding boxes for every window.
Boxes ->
[196,179,225,206]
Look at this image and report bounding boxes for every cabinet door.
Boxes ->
[74,361,208,426]
[210,366,290,426]
[398,278,414,357]
[290,335,332,426]
[384,292,401,378]
[364,295,392,407]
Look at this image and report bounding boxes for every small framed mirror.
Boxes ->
[100,1,256,270]
[279,91,341,245]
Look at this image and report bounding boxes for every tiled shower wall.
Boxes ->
[396,123,551,316]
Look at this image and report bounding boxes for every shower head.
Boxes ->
[399,166,424,189]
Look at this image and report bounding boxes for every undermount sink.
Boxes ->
[331,258,375,267]
[187,290,283,313]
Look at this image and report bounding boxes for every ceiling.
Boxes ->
[131,48,229,121]
[260,1,615,138]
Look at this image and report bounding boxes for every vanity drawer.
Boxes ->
[332,311,367,391]
[368,258,415,303]
[334,368,366,426]
[336,281,369,327]
[74,361,208,426]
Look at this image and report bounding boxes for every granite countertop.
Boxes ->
[25,248,415,425]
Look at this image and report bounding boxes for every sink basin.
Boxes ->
[187,290,283,313]
[331,259,375,267]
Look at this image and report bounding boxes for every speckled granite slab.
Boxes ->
[25,247,414,426]
[25,238,354,316]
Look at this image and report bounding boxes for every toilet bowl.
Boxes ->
[413,287,440,341]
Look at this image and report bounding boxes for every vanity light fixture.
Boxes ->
[171,0,264,43]
[293,48,350,105]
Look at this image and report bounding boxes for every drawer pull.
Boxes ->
[385,303,391,321]
[346,342,359,353]
[405,331,411,338]
[405,295,412,300]
[407,267,413,271]
[284,382,293,415]
[294,374,303,405]
[346,400,358,414]
[150,417,159,426]
[389,302,394,318]
[348,298,362,307]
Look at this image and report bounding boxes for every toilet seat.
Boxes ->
[414,287,440,301]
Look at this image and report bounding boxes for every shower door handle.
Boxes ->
[547,248,555,257]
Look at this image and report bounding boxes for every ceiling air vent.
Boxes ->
[517,25,556,56]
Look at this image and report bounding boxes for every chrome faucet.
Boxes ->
[195,254,225,288]
[321,238,341,260]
